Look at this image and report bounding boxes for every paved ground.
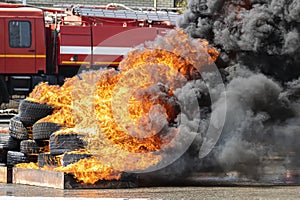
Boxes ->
[1,183,300,199]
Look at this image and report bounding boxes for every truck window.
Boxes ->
[9,21,31,48]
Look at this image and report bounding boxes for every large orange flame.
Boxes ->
[19,29,219,184]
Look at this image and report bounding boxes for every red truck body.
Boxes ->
[0,3,177,105]
[0,6,46,74]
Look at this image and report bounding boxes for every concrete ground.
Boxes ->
[1,183,300,199]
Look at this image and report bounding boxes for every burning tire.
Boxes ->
[33,122,62,140]
[18,100,54,126]
[38,152,59,167]
[6,151,37,166]
[9,116,29,140]
[61,152,91,167]
[20,139,45,154]
[49,131,86,155]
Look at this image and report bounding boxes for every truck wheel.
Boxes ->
[62,152,91,166]
[49,131,86,155]
[6,151,37,167]
[18,100,54,126]
[33,122,62,140]
[9,116,29,140]
[38,152,59,167]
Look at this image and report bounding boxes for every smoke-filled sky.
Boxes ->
[175,0,300,180]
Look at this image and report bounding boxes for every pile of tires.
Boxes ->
[3,100,56,167]
[0,133,12,165]
[1,99,89,168]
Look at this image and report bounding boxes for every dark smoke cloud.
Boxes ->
[178,0,300,81]
[176,0,300,181]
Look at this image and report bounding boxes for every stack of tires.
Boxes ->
[6,100,55,167]
[0,131,19,166]
[4,99,90,169]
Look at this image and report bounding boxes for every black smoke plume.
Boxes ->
[174,0,300,182]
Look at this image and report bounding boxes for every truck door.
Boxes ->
[0,18,4,73]
[5,19,36,73]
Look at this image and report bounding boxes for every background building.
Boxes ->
[1,0,180,8]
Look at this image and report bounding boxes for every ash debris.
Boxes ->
[173,0,300,181]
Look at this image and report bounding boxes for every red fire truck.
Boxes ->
[0,3,178,106]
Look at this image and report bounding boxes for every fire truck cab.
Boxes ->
[0,3,178,106]
[0,7,46,73]
[0,6,51,104]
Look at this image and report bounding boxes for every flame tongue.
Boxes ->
[54,157,121,184]
[120,49,198,82]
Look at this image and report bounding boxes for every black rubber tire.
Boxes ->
[49,132,86,155]
[62,152,91,167]
[1,132,20,151]
[0,133,10,150]
[20,140,44,154]
[6,151,37,167]
[0,149,7,164]
[33,122,62,140]
[38,153,59,167]
[18,100,54,126]
[9,116,29,140]
[7,136,20,151]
